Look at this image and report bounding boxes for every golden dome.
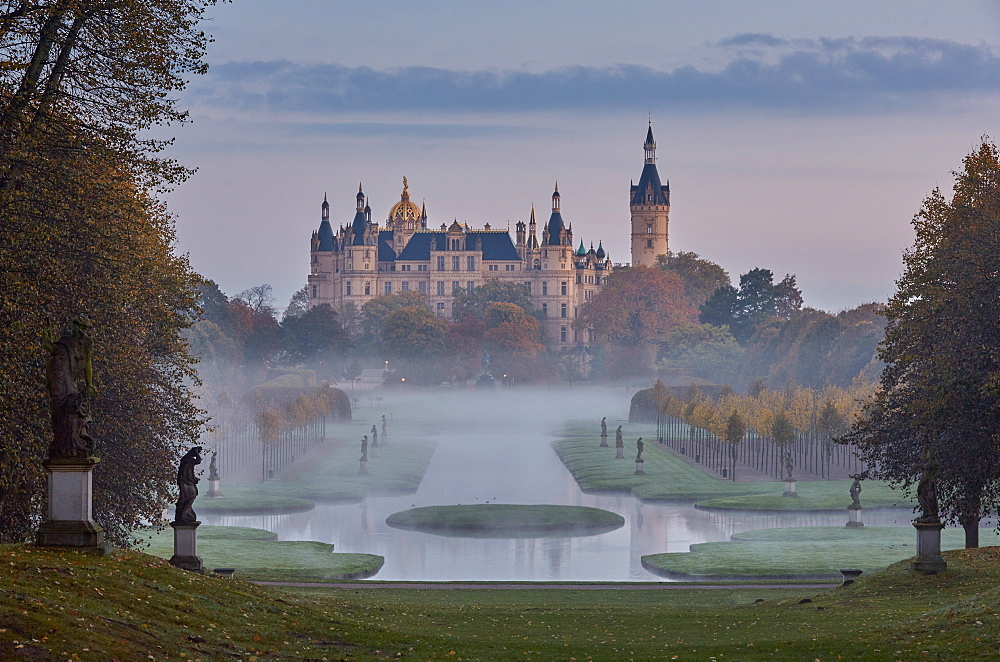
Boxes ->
[388,176,422,224]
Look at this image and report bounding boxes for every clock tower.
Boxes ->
[630,122,670,267]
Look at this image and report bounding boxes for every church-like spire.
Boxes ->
[322,192,329,220]
[356,183,365,212]
[644,120,656,164]
[552,182,560,211]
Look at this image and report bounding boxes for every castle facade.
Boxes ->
[307,124,669,348]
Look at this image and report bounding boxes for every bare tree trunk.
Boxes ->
[962,509,980,549]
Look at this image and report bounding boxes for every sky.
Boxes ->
[161,0,1000,313]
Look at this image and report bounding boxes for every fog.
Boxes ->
[203,385,909,581]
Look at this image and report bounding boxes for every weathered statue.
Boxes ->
[174,446,203,524]
[360,435,368,461]
[371,424,378,447]
[208,451,220,481]
[600,417,607,436]
[916,451,940,524]
[635,437,644,462]
[782,451,794,482]
[381,414,387,437]
[849,474,862,508]
[481,349,491,373]
[43,316,95,459]
[615,425,624,448]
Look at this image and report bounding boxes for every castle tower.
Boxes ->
[630,122,670,266]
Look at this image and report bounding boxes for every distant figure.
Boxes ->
[44,316,95,459]
[600,417,607,436]
[381,414,387,439]
[371,424,378,447]
[208,451,220,481]
[635,437,644,462]
[916,452,940,524]
[174,446,203,524]
[849,474,862,508]
[481,349,491,374]
[360,435,368,462]
[615,425,623,448]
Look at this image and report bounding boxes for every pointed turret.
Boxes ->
[595,241,606,259]
[527,203,539,250]
[317,193,336,251]
[351,183,368,245]
[546,182,565,245]
[576,240,587,256]
[420,200,428,228]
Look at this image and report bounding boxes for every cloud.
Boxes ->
[190,35,1000,116]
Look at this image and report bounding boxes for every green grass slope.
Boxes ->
[6,543,1000,660]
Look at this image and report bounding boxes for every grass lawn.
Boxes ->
[642,525,1000,580]
[6,543,1000,660]
[138,525,384,581]
[385,504,625,537]
[202,432,437,512]
[554,422,914,510]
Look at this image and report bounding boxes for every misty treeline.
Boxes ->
[630,379,874,482]
[0,1,219,544]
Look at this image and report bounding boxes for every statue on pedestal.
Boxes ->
[615,425,623,448]
[360,435,368,461]
[635,437,644,462]
[381,414,387,438]
[208,452,220,482]
[916,451,940,524]
[371,424,378,447]
[174,446,203,524]
[781,451,795,482]
[600,417,607,437]
[849,474,862,508]
[43,316,95,459]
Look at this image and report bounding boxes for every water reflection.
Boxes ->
[206,388,912,582]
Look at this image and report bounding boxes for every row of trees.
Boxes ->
[632,380,874,481]
[0,1,217,545]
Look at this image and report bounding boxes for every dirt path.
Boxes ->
[254,581,835,590]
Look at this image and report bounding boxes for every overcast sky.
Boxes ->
[162,0,1000,312]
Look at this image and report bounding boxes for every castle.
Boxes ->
[308,123,670,348]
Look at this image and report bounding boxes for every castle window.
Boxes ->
[437,281,445,296]
[437,302,445,315]
[541,303,548,316]
[506,264,515,271]
[452,280,460,293]
[561,282,567,295]
[365,282,371,295]
[524,282,531,293]
[576,274,581,284]
[561,303,567,318]
[467,256,475,270]
[647,224,653,234]
[647,239,653,248]
[489,264,498,271]
[586,290,594,301]
[312,285,317,298]
[402,281,409,292]
[364,264,369,270]
[437,256,445,270]
[534,260,540,270]
[385,282,392,294]
[365,250,371,259]
[418,281,427,293]
[346,282,352,296]
[561,327,567,343]
[418,264,428,271]
[452,256,460,271]
[542,282,548,296]
[467,281,475,292]
[452,239,461,251]
[574,329,580,343]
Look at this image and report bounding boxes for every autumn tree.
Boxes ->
[280,303,349,368]
[358,291,430,345]
[656,251,731,309]
[845,140,1000,548]
[452,280,537,321]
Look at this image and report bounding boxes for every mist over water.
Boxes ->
[207,386,906,581]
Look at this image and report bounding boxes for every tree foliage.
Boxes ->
[452,280,536,321]
[577,266,696,346]
[844,140,1000,547]
[700,268,803,343]
[656,250,731,309]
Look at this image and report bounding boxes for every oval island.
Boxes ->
[385,504,625,538]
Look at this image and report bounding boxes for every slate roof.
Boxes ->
[317,219,336,251]
[545,211,565,245]
[350,210,368,245]
[631,163,670,206]
[378,230,396,262]
[395,230,521,261]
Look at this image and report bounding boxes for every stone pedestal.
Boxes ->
[839,568,863,586]
[359,458,369,475]
[205,478,223,498]
[910,522,947,573]
[846,505,864,528]
[600,433,608,448]
[615,447,624,459]
[783,480,798,497]
[36,457,110,554]
[169,521,204,572]
[634,460,645,475]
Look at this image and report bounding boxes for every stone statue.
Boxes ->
[615,425,623,448]
[174,446,203,524]
[371,424,378,447]
[916,451,940,524]
[381,414,387,437]
[360,435,368,461]
[481,349,491,373]
[600,417,607,436]
[208,451,220,481]
[782,451,794,482]
[635,437,644,462]
[849,474,862,508]
[43,316,95,459]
